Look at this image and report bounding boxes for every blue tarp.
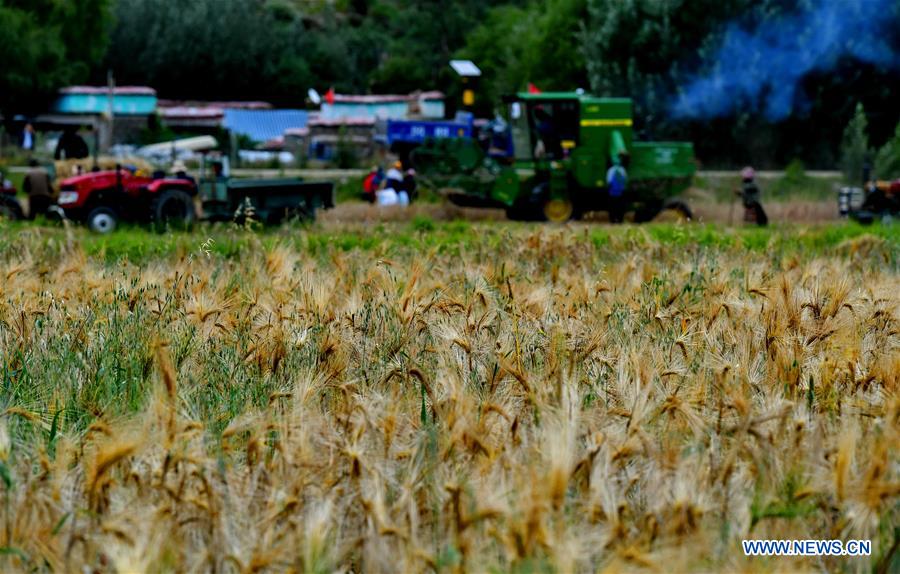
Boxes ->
[223,109,308,143]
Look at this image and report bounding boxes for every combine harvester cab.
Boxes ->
[413,92,696,222]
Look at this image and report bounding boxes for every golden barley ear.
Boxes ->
[87,440,138,511]
[153,339,177,401]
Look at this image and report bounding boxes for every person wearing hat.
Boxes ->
[385,161,404,190]
[171,161,196,186]
[381,160,407,206]
[735,166,768,226]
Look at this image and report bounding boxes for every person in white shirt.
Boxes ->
[377,161,407,206]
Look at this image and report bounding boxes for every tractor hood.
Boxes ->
[60,170,121,189]
[57,170,197,210]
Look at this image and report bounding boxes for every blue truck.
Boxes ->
[379,112,514,161]
[381,112,474,148]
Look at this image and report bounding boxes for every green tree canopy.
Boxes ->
[2,0,899,169]
[0,0,112,115]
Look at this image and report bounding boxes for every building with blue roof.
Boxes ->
[222,109,309,144]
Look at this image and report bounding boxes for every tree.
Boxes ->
[458,0,587,116]
[103,0,314,104]
[580,0,764,132]
[874,121,900,179]
[0,0,112,115]
[840,103,869,184]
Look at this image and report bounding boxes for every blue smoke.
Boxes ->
[671,0,899,121]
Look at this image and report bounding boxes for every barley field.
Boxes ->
[0,221,898,573]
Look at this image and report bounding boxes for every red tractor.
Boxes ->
[56,167,197,232]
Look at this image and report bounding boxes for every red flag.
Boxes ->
[325,87,335,105]
[527,82,541,94]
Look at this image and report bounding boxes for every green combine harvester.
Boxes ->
[412,92,696,222]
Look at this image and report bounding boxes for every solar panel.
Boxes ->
[449,60,482,77]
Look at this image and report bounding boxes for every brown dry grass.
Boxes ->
[321,193,838,225]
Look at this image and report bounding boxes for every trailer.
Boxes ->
[200,176,334,224]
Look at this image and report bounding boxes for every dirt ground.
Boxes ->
[14,188,841,226]
[319,196,840,225]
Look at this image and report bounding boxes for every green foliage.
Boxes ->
[458,0,587,115]
[0,0,112,114]
[769,159,814,197]
[840,103,870,184]
[874,121,900,179]
[334,175,366,203]
[2,0,899,171]
[410,215,435,232]
[3,220,897,267]
[103,0,517,104]
[334,126,357,169]
[105,0,313,104]
[581,0,756,129]
[138,116,177,147]
[782,158,806,184]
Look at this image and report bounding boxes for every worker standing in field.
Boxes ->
[380,160,407,206]
[736,166,768,226]
[20,123,35,152]
[403,168,418,203]
[606,152,629,223]
[23,159,54,219]
[362,165,382,203]
[385,161,404,191]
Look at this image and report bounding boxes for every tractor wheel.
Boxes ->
[87,206,119,233]
[505,200,543,221]
[861,188,887,213]
[634,201,663,223]
[654,199,693,222]
[542,197,574,223]
[505,206,533,221]
[0,198,24,221]
[152,189,196,229]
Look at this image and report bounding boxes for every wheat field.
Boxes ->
[0,222,897,573]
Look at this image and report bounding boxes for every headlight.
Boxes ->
[57,191,79,205]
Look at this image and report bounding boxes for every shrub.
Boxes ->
[873,121,900,179]
[840,103,870,184]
